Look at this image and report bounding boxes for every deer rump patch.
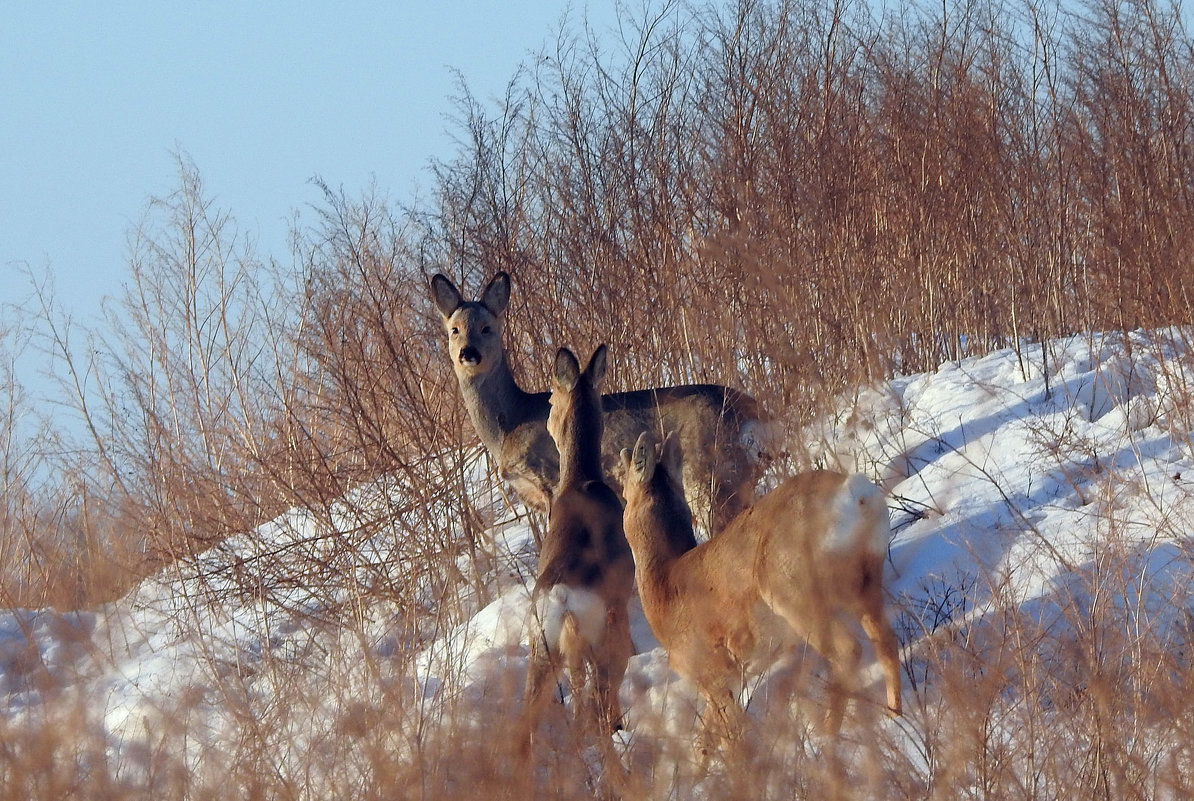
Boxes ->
[536,584,610,652]
[823,473,890,556]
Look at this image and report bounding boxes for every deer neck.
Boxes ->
[456,356,535,452]
[631,535,679,603]
[557,402,604,489]
[627,493,693,598]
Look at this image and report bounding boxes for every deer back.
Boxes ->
[602,384,764,470]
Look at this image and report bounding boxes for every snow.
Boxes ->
[4,329,1194,791]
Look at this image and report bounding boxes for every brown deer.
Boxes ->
[520,345,636,754]
[429,271,773,535]
[620,432,902,753]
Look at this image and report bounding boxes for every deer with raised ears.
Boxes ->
[429,271,774,535]
[620,431,902,753]
[520,345,636,755]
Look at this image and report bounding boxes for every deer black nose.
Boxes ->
[459,346,482,365]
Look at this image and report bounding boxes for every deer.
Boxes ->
[429,271,773,536]
[520,345,636,755]
[620,431,902,756]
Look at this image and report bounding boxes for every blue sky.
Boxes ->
[1,2,621,326]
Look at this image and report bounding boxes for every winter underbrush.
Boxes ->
[5,331,1194,798]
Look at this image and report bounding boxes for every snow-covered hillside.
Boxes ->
[4,330,1194,796]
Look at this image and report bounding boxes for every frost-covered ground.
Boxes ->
[4,330,1194,793]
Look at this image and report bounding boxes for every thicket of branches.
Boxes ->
[430,0,1194,399]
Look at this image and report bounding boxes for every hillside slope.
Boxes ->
[4,330,1194,798]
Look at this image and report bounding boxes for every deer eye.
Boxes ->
[481,325,492,335]
[450,326,459,335]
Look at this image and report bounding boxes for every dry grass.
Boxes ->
[3,0,1194,796]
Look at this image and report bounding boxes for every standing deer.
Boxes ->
[429,271,773,535]
[620,432,902,753]
[520,345,636,754]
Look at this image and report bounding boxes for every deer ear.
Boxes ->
[480,272,511,316]
[631,431,657,483]
[660,431,683,479]
[585,344,608,388]
[430,274,463,318]
[554,347,581,391]
[620,447,634,473]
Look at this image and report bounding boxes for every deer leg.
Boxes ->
[821,618,862,736]
[859,578,903,717]
[688,644,748,764]
[521,635,563,757]
[594,607,633,735]
[771,602,859,736]
[565,641,593,729]
[550,611,603,743]
[695,682,749,768]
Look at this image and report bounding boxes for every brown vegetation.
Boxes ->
[2,0,1194,796]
